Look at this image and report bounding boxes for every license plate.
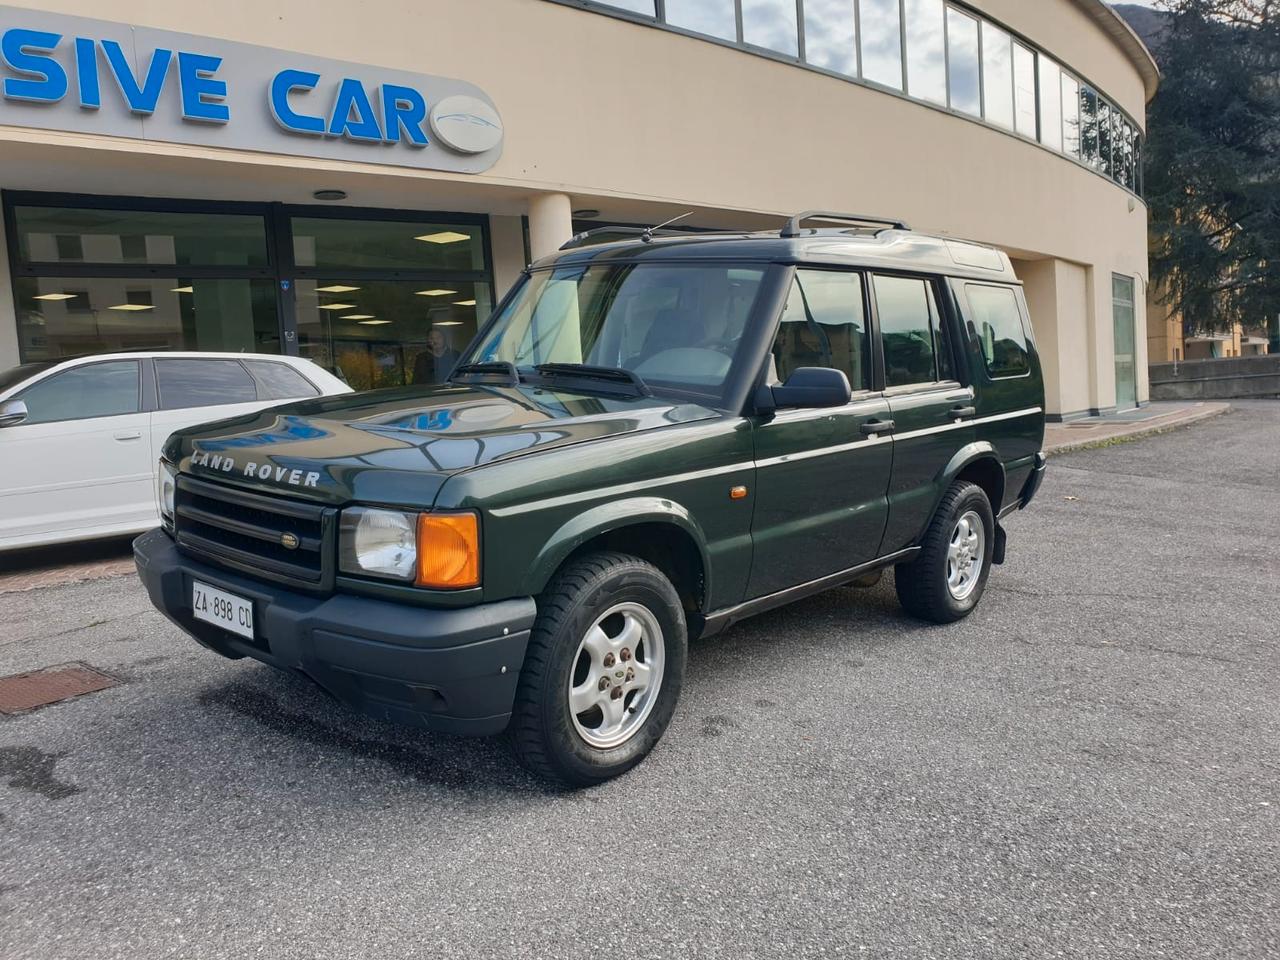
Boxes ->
[191,580,255,641]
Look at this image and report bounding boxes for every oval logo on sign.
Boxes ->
[280,532,300,551]
[429,95,504,155]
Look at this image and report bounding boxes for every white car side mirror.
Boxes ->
[0,399,29,427]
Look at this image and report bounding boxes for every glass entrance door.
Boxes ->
[1112,275,1137,410]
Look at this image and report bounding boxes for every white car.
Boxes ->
[0,352,351,550]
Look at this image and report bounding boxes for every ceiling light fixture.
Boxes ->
[415,289,458,297]
[315,284,361,294]
[358,319,393,326]
[317,303,357,311]
[313,189,348,201]
[340,314,375,321]
[573,208,601,219]
[452,299,477,306]
[33,293,78,301]
[433,320,464,327]
[414,231,471,244]
[108,303,155,311]
[170,286,194,294]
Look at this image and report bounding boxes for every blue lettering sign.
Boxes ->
[328,76,382,142]
[382,83,429,147]
[1,28,68,103]
[177,51,228,123]
[73,36,99,108]
[102,40,172,114]
[269,68,324,135]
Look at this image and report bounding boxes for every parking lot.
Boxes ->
[1,402,1277,960]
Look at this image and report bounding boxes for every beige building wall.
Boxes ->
[0,0,1155,417]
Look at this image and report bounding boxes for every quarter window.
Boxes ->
[966,285,1030,378]
[873,275,950,388]
[772,270,871,391]
[16,361,140,424]
[244,361,321,401]
[156,359,259,409]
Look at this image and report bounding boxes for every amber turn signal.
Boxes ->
[416,512,480,589]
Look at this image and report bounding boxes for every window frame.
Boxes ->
[963,281,1033,381]
[869,270,964,394]
[13,358,144,425]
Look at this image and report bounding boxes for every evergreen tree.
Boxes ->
[1146,1,1280,335]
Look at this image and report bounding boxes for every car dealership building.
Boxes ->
[0,0,1157,418]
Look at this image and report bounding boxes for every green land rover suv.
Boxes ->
[135,212,1047,785]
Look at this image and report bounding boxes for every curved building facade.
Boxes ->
[0,0,1156,418]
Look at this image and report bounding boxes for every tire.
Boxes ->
[895,481,995,624]
[507,551,687,786]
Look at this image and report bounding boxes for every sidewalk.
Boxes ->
[1045,400,1230,455]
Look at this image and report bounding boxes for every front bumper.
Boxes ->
[133,528,536,736]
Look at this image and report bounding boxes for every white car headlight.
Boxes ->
[339,507,418,581]
[159,461,177,521]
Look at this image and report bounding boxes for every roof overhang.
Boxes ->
[1071,0,1162,104]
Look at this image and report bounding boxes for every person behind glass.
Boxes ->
[413,328,460,384]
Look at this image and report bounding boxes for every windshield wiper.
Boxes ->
[532,363,651,397]
[449,361,521,386]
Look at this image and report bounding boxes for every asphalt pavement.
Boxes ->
[1,402,1277,959]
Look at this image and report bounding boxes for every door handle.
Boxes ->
[950,406,977,420]
[860,419,895,436]
[113,430,143,441]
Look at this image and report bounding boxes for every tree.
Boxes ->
[1145,1,1280,335]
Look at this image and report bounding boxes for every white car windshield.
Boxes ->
[466,263,767,400]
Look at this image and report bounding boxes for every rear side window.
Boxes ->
[17,360,140,424]
[966,284,1030,377]
[771,270,871,391]
[156,359,258,410]
[873,275,952,387]
[245,361,320,401]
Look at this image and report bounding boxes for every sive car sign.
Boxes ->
[0,6,503,173]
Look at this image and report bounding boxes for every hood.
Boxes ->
[167,382,719,507]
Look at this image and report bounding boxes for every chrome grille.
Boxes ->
[174,475,336,591]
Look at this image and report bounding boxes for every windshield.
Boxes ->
[465,263,767,401]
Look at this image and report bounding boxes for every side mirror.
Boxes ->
[767,367,851,410]
[0,399,28,428]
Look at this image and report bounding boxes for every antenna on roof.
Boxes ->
[642,211,694,243]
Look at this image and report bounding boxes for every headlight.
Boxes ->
[158,462,177,520]
[338,508,481,588]
[339,508,418,581]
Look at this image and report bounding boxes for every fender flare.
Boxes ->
[527,496,713,605]
[931,441,1006,517]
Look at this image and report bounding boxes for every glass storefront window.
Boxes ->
[1038,56,1063,151]
[860,0,904,90]
[1013,43,1037,138]
[290,217,485,273]
[1062,74,1082,158]
[742,0,799,57]
[14,276,279,359]
[13,206,269,267]
[981,22,1014,130]
[665,0,737,41]
[947,8,981,118]
[294,279,493,390]
[904,0,946,106]
[803,0,857,76]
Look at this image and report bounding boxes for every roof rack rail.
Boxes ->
[560,226,690,251]
[780,211,911,238]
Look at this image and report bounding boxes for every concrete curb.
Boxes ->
[1046,403,1231,456]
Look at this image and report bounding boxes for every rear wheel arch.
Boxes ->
[941,444,1006,517]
